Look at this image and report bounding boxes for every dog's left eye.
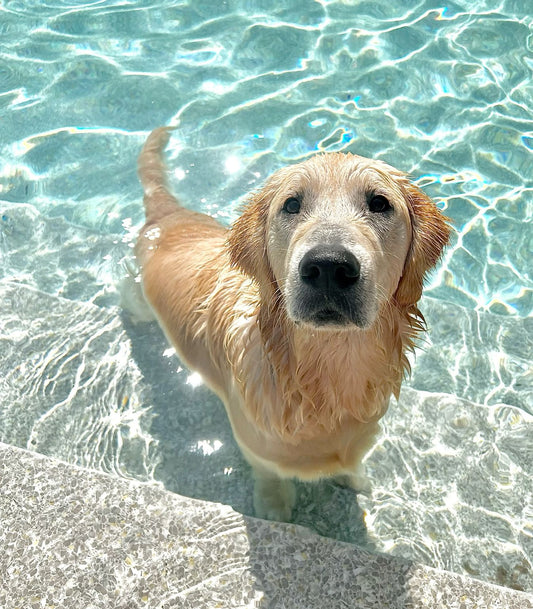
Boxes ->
[368,195,392,213]
[282,197,301,214]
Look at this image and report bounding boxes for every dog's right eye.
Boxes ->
[282,197,301,214]
[368,195,392,213]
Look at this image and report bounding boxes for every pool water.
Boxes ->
[1,0,532,593]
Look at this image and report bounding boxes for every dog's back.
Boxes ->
[134,127,236,394]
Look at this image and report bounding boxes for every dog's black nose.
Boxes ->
[299,245,360,291]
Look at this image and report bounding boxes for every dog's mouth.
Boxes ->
[293,301,362,329]
[287,278,376,329]
[311,308,347,325]
[294,305,371,330]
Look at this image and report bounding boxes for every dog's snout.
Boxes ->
[299,245,360,291]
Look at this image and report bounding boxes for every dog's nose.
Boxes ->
[299,245,360,291]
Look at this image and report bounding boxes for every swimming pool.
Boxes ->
[1,0,531,593]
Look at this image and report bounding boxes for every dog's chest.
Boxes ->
[226,381,382,477]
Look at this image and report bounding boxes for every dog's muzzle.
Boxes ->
[293,244,364,327]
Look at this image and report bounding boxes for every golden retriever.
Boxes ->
[130,126,449,520]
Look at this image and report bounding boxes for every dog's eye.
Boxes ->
[368,195,392,213]
[282,197,301,214]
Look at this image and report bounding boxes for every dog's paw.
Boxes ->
[253,476,296,522]
[333,472,373,496]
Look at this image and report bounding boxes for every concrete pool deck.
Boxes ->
[1,442,531,609]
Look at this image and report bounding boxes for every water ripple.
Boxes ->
[360,387,533,592]
[408,297,532,412]
[0,282,158,480]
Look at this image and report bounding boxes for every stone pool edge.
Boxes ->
[1,441,531,609]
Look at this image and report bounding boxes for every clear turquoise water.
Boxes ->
[1,0,531,593]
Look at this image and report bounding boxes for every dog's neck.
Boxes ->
[233,297,416,442]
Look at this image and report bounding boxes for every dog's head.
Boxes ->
[228,153,449,330]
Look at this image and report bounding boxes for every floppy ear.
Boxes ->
[394,181,450,307]
[227,183,276,292]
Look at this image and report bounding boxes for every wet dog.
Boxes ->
[130,127,449,520]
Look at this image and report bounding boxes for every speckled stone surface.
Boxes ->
[1,442,531,609]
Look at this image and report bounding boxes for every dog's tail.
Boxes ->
[138,126,180,224]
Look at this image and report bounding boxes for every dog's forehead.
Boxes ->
[272,153,406,196]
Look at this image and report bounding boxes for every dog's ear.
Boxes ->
[227,183,275,290]
[394,181,450,307]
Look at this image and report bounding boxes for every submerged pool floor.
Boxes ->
[0,0,532,594]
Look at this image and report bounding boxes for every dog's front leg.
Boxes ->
[252,465,296,522]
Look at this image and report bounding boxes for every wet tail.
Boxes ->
[138,126,180,224]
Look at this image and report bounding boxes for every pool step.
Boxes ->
[1,441,531,609]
